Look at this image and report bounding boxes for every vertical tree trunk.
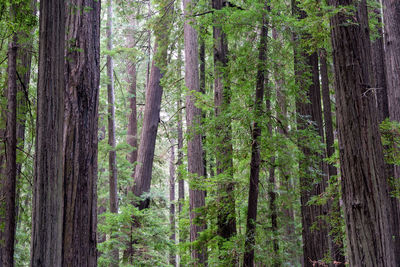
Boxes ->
[183,0,207,264]
[169,144,176,266]
[107,0,119,265]
[212,0,236,248]
[177,47,184,218]
[127,50,138,168]
[243,5,268,266]
[0,31,18,267]
[30,0,65,265]
[380,0,400,260]
[329,0,396,265]
[292,2,329,265]
[319,50,346,266]
[63,0,100,265]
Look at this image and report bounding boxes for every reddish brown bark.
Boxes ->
[0,32,18,267]
[30,0,65,264]
[381,0,400,260]
[183,0,207,264]
[63,0,100,265]
[329,0,396,265]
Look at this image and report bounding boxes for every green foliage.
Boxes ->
[380,119,400,198]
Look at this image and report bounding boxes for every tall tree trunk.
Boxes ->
[132,41,164,210]
[169,144,176,266]
[63,0,100,265]
[127,50,138,168]
[380,0,400,261]
[319,50,345,266]
[177,47,184,218]
[272,28,297,263]
[107,0,119,265]
[212,0,236,248]
[265,37,279,265]
[183,0,207,264]
[243,5,268,266]
[124,15,138,265]
[292,2,329,265]
[31,0,65,264]
[329,0,396,265]
[15,4,35,222]
[0,30,18,267]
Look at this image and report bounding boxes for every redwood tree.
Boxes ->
[30,0,65,265]
[183,0,207,263]
[63,0,101,264]
[329,0,396,265]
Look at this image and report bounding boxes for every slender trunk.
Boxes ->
[132,42,164,210]
[319,50,345,266]
[127,61,138,167]
[0,31,18,267]
[183,0,206,264]
[329,0,396,265]
[380,0,400,261]
[63,0,100,265]
[199,30,207,179]
[292,2,329,265]
[169,144,176,266]
[212,0,236,248]
[15,13,35,223]
[243,5,268,266]
[177,47,184,217]
[31,0,65,264]
[265,43,279,266]
[272,28,296,262]
[107,0,119,265]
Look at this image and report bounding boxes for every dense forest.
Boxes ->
[0,0,400,266]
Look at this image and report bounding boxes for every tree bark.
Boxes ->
[292,2,329,265]
[107,0,119,265]
[243,5,268,266]
[63,0,100,265]
[212,0,236,248]
[183,0,207,264]
[319,50,345,266]
[381,0,400,260]
[0,30,18,267]
[169,144,176,266]
[30,0,65,264]
[329,0,396,265]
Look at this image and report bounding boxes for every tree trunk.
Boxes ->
[63,0,100,265]
[30,0,65,264]
[183,0,207,264]
[292,2,329,265]
[264,34,279,265]
[132,42,163,210]
[107,0,119,265]
[0,30,18,267]
[243,5,268,266]
[319,50,345,266]
[177,47,184,218]
[329,0,396,265]
[169,144,176,266]
[212,0,236,248]
[381,0,400,260]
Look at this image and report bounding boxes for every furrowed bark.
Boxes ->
[329,0,396,265]
[63,0,101,264]
[30,0,65,264]
[183,0,207,263]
